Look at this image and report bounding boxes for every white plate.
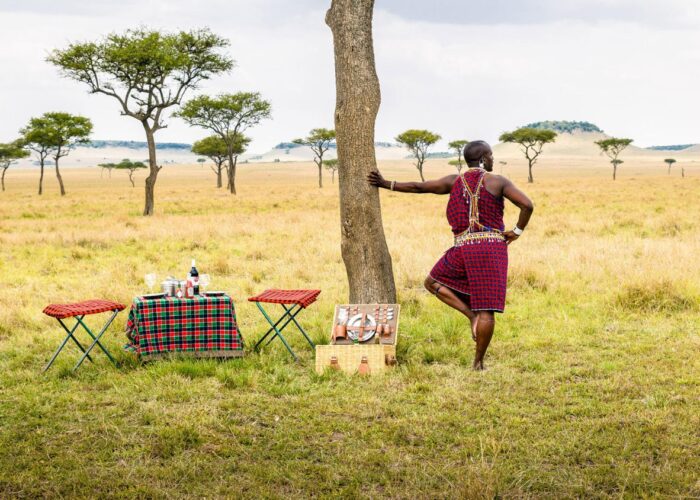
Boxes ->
[346,313,376,342]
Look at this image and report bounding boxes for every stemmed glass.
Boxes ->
[199,274,211,293]
[145,273,157,293]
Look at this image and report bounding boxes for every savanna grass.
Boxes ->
[1,157,699,497]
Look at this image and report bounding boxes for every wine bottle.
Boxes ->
[189,259,200,295]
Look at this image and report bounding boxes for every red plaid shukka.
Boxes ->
[429,168,508,312]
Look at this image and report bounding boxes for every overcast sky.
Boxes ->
[1,0,699,152]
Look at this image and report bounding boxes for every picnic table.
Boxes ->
[125,294,243,359]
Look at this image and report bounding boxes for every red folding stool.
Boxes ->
[248,289,320,361]
[42,299,126,372]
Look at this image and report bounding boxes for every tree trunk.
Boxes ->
[668,165,671,175]
[417,162,425,181]
[1,167,7,191]
[129,170,135,187]
[143,124,159,215]
[332,170,336,184]
[528,161,534,183]
[38,161,44,195]
[55,156,66,196]
[217,163,223,188]
[227,154,238,194]
[317,155,323,188]
[327,0,397,304]
[613,164,617,181]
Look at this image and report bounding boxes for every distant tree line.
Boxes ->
[525,120,602,134]
[86,140,192,150]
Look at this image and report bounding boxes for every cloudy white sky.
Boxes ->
[1,0,699,152]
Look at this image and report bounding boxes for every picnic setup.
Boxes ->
[40,260,401,376]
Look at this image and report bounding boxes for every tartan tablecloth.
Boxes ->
[125,295,243,358]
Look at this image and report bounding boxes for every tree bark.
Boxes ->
[317,156,324,188]
[38,161,44,195]
[227,154,239,194]
[528,161,534,183]
[129,170,135,187]
[55,156,66,196]
[1,167,7,191]
[143,124,159,215]
[613,164,617,181]
[217,163,223,188]
[417,162,425,181]
[327,0,397,304]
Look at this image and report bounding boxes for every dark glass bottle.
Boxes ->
[189,259,200,295]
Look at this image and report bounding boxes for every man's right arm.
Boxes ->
[368,171,457,194]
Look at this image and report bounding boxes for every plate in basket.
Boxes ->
[204,291,226,297]
[346,313,376,342]
[142,293,166,300]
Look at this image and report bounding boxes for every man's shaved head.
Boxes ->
[463,140,492,163]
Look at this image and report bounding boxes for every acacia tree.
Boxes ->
[326,0,396,304]
[395,129,441,181]
[323,158,339,184]
[664,158,676,175]
[48,28,233,214]
[448,139,469,173]
[0,141,29,192]
[499,127,557,183]
[293,128,336,188]
[47,113,93,196]
[192,135,229,188]
[176,92,271,194]
[595,137,633,180]
[100,159,147,187]
[20,117,55,195]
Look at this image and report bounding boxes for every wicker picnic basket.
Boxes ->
[315,304,400,375]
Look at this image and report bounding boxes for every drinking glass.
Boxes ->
[199,274,211,292]
[145,273,157,292]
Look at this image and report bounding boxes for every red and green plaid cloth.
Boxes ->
[125,295,243,357]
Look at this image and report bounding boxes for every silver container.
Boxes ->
[161,279,179,297]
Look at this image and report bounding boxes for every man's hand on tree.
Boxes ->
[367,170,388,189]
[503,230,520,245]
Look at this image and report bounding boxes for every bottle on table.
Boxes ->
[188,259,200,296]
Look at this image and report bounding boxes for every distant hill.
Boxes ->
[87,140,191,150]
[525,121,603,134]
[646,144,696,151]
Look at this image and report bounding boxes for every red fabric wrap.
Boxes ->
[430,169,508,312]
[248,289,321,308]
[43,299,126,320]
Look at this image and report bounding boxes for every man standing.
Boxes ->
[368,141,533,370]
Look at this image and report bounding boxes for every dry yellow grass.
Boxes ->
[1,157,699,497]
